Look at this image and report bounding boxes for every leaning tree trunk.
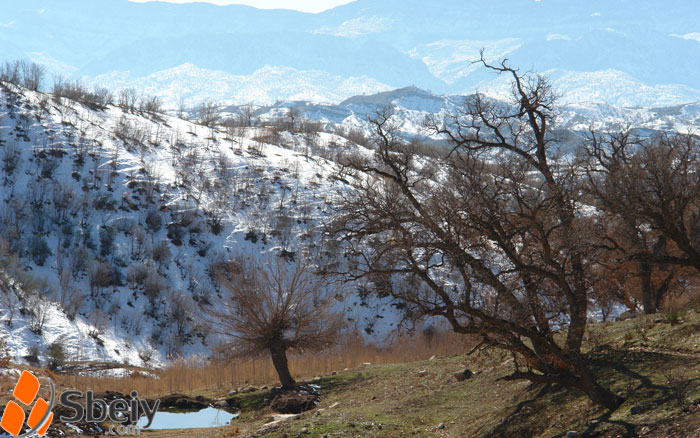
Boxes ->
[575,363,625,410]
[269,340,295,389]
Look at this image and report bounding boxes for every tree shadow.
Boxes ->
[482,383,560,438]
[483,347,695,438]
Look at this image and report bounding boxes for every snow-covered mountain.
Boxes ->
[2,0,700,107]
[86,63,393,108]
[244,86,700,141]
[0,82,398,367]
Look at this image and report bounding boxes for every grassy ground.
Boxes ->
[131,308,700,438]
[8,309,700,437]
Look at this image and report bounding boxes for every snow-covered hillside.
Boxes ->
[0,82,395,367]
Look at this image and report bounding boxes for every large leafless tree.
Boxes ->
[329,56,624,409]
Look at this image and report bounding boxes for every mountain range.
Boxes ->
[2,0,700,107]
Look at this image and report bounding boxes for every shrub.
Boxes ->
[88,260,121,296]
[665,309,686,326]
[1,142,21,176]
[28,234,51,266]
[63,288,84,321]
[138,346,155,364]
[99,227,117,257]
[144,271,166,306]
[145,210,163,232]
[0,338,11,368]
[46,337,66,370]
[24,345,40,366]
[152,239,171,268]
[95,194,117,211]
[126,263,149,289]
[112,217,136,233]
[140,95,163,114]
[28,297,50,335]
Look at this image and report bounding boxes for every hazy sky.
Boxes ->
[128,0,356,13]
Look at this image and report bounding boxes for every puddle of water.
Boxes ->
[137,407,239,430]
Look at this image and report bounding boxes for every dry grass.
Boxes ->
[57,330,473,398]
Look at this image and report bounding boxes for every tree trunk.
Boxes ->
[639,261,656,314]
[654,272,674,311]
[577,367,625,410]
[269,341,295,389]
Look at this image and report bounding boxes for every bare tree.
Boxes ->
[208,256,343,389]
[20,61,46,91]
[585,132,700,272]
[0,60,21,84]
[197,100,220,128]
[140,95,163,114]
[584,131,700,314]
[285,107,302,132]
[118,88,138,112]
[236,103,255,127]
[329,56,624,409]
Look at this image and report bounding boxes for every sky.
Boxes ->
[128,0,356,13]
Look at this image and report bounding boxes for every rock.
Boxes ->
[618,310,636,321]
[228,390,238,396]
[225,396,241,409]
[270,388,320,414]
[240,386,257,393]
[214,400,228,408]
[312,376,322,382]
[566,432,579,438]
[437,423,445,430]
[417,370,429,377]
[452,369,473,382]
[360,362,372,367]
[158,394,210,410]
[429,355,438,360]
[300,427,309,433]
[331,371,338,375]
[261,385,269,390]
[640,426,651,435]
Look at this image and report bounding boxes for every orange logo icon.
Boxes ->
[0,371,55,437]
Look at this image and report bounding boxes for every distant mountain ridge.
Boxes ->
[242,86,700,140]
[2,0,700,106]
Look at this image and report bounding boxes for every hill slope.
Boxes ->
[0,82,395,366]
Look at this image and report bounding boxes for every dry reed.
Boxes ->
[58,330,473,398]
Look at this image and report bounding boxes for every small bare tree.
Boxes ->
[285,107,302,132]
[118,88,138,112]
[236,103,255,127]
[208,256,343,389]
[197,100,220,128]
[20,60,45,91]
